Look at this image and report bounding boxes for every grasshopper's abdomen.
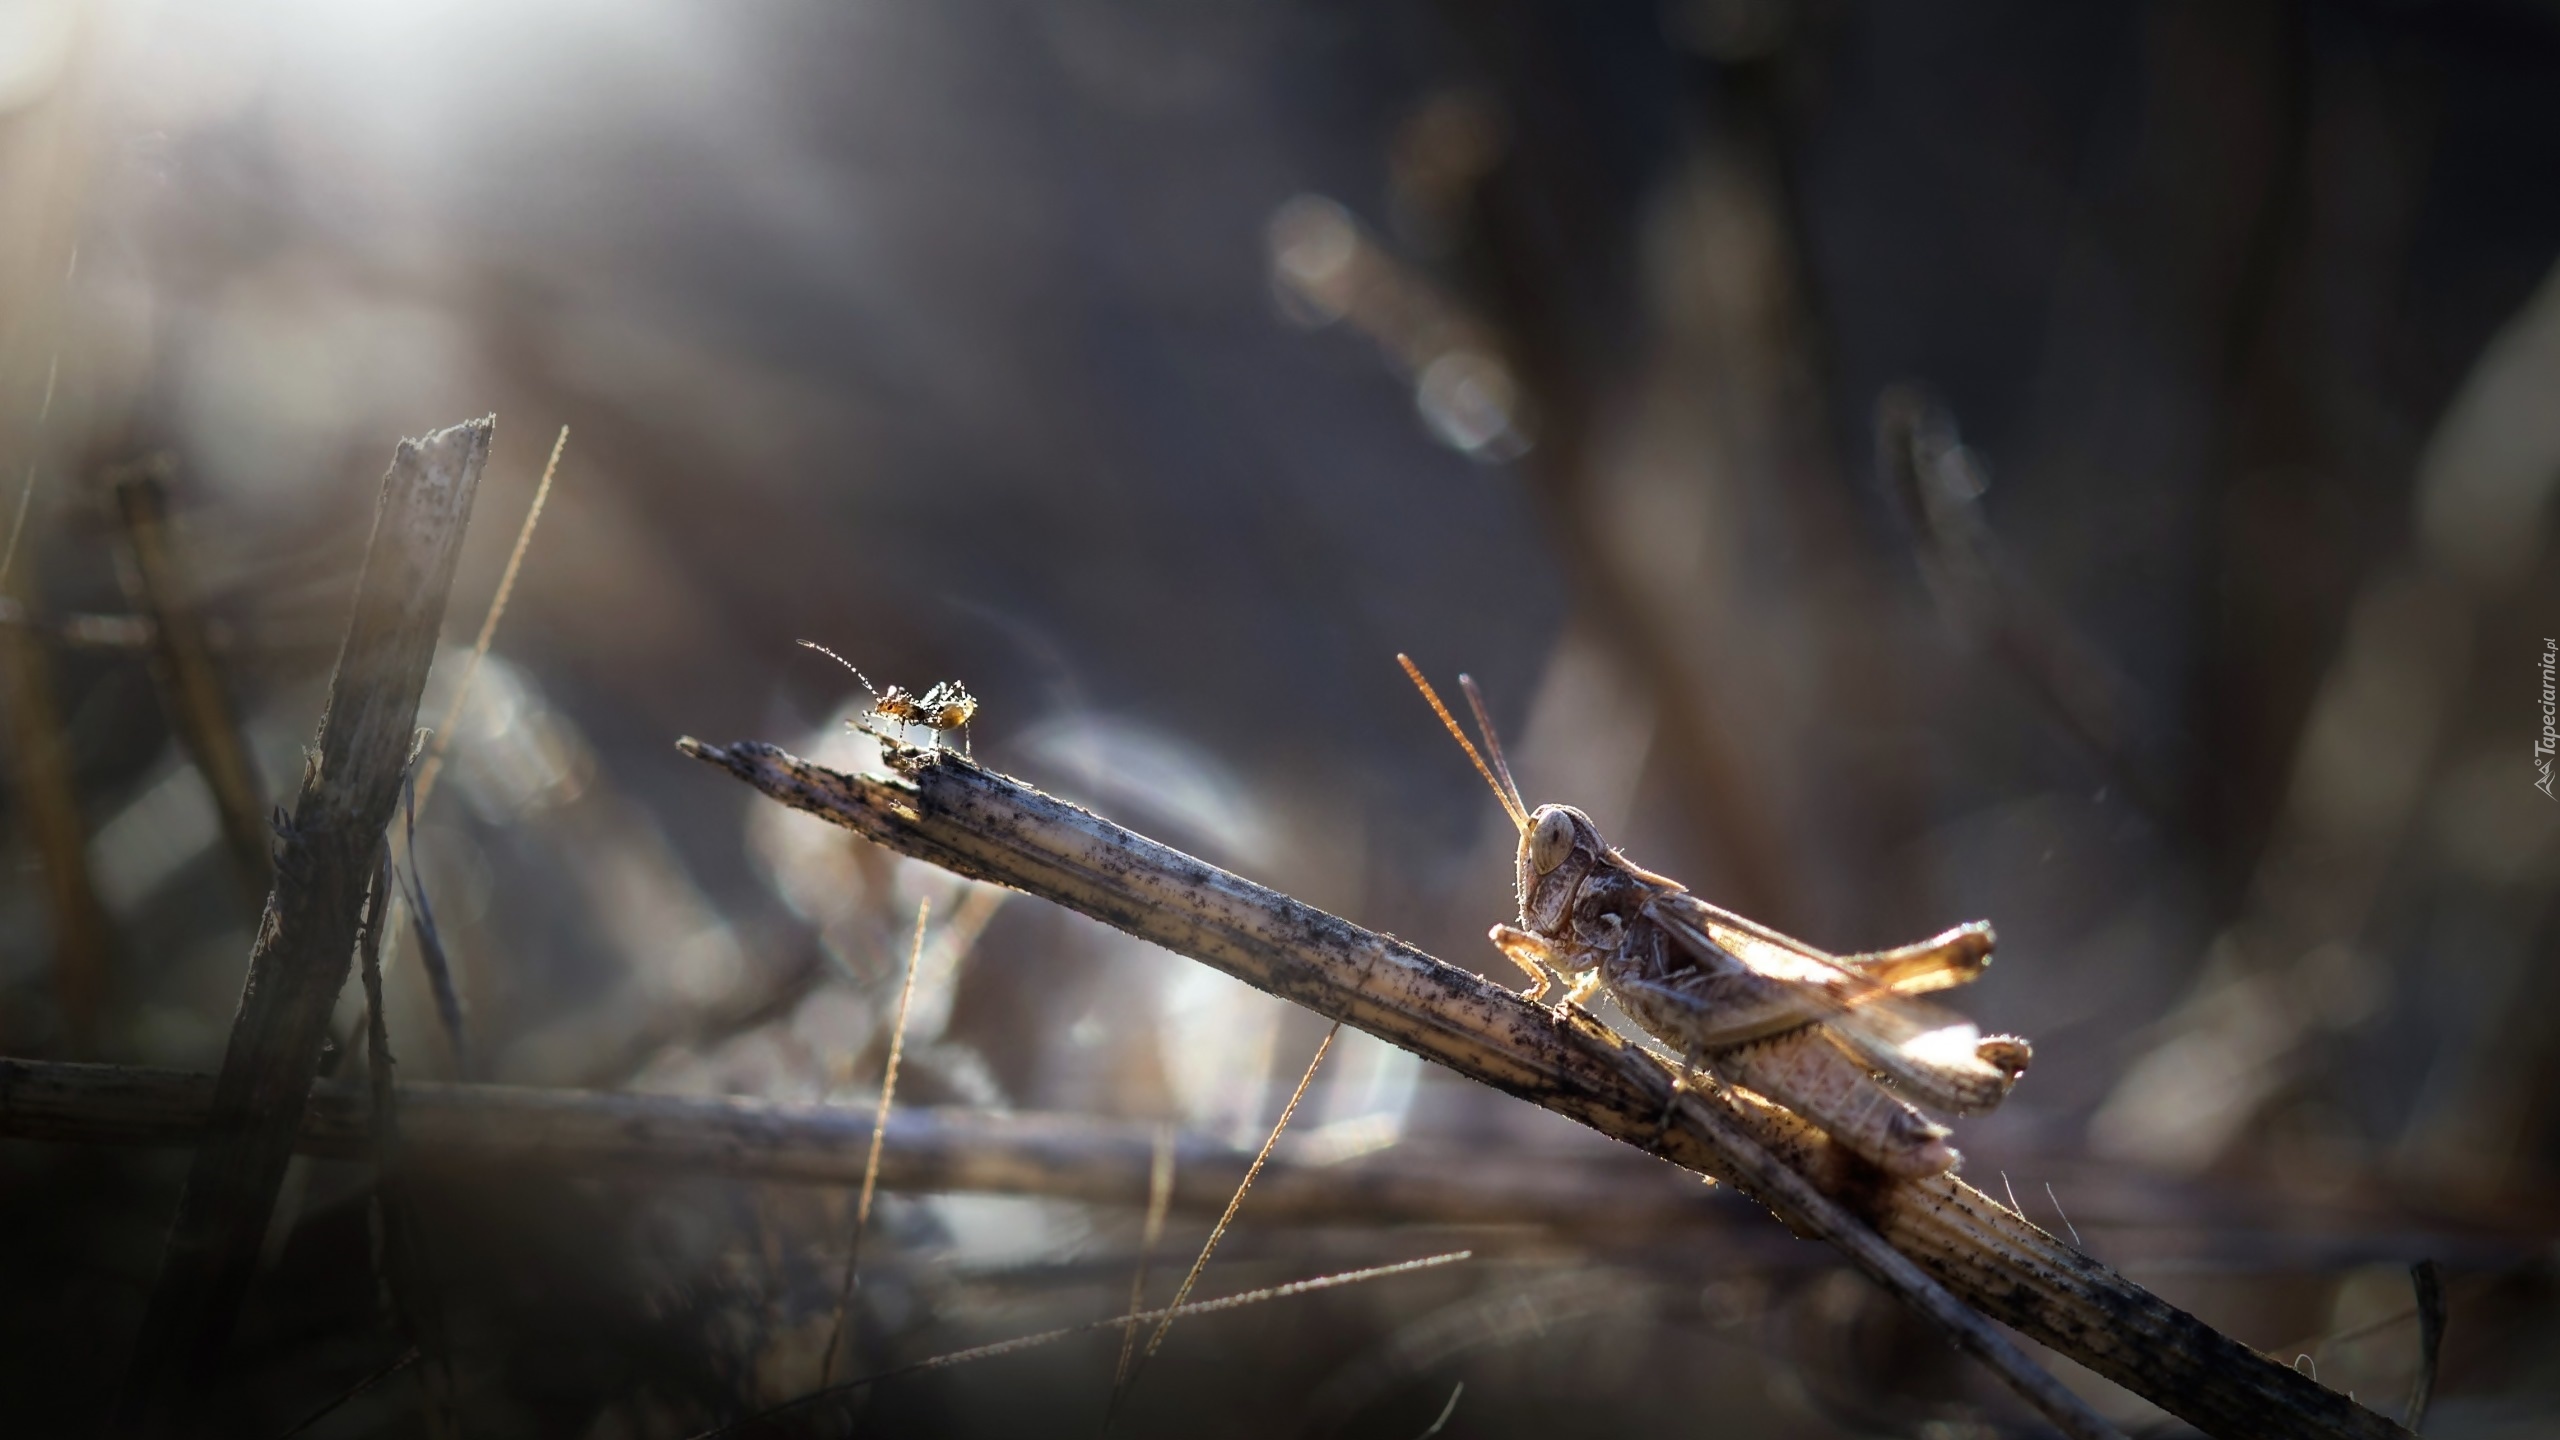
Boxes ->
[1599,931,1963,1178]
[1712,1029,1958,1179]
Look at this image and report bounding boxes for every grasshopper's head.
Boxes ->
[1518,804,1611,936]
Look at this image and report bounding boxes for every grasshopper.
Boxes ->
[800,641,979,757]
[1401,657,2029,1178]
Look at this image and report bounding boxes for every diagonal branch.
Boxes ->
[111,419,492,1435]
[679,738,2413,1440]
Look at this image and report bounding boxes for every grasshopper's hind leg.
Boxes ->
[1656,1044,1709,1133]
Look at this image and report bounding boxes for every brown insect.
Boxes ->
[800,641,979,757]
[1400,656,2030,1178]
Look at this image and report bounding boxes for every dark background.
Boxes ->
[3,0,2558,1434]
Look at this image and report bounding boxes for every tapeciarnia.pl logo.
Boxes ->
[2539,637,2557,800]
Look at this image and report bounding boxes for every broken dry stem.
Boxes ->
[679,738,2412,1440]
[112,418,492,1435]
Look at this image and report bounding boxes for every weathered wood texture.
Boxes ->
[681,739,2411,1440]
[112,419,491,1435]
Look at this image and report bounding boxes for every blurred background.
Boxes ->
[4,0,2559,1434]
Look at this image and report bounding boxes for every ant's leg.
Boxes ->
[1489,924,1562,1003]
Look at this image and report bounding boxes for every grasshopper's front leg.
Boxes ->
[1490,924,1603,1011]
[1489,924,1556,1001]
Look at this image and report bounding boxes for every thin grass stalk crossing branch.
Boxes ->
[692,1250,1473,1440]
[1110,1123,1178,1399]
[1111,1020,1341,1425]
[677,737,2414,1440]
[821,896,930,1388]
[356,851,456,1435]
[414,424,567,815]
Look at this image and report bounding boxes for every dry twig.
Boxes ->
[0,538,111,1055]
[111,457,273,908]
[0,1057,1728,1231]
[678,737,2416,1440]
[112,418,492,1435]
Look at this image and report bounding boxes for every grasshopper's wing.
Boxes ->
[1644,896,2027,1115]
[1833,923,1996,995]
[1601,946,1836,1052]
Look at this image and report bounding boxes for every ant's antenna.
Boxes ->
[797,639,880,699]
[1397,654,1528,834]
[1457,673,1528,823]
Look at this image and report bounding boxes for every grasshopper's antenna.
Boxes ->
[1457,673,1528,824]
[1398,655,1528,834]
[798,639,880,700]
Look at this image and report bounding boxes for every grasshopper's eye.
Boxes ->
[1529,810,1575,874]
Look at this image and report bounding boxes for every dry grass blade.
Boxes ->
[1874,388,2169,815]
[275,1346,422,1440]
[414,423,567,815]
[1112,1020,1341,1424]
[2405,1261,2446,1432]
[676,738,2416,1440]
[1414,1382,1464,1439]
[691,1250,1473,1440]
[112,418,491,1437]
[0,460,35,590]
[1110,1123,1178,1397]
[0,539,113,1056]
[399,771,473,1066]
[111,459,273,910]
[356,852,455,1433]
[0,355,53,591]
[821,896,930,1387]
[392,771,471,1076]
